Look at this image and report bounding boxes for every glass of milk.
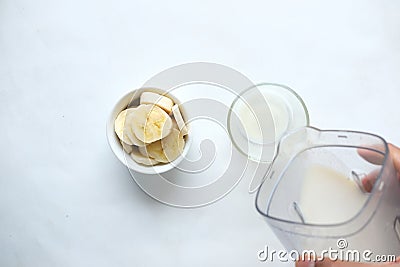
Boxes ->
[228,83,309,163]
[255,127,400,259]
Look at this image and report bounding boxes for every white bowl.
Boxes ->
[106,87,191,174]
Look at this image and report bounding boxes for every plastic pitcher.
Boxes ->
[255,126,400,259]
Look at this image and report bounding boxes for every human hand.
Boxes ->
[358,144,400,192]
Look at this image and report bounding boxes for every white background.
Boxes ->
[1,0,399,266]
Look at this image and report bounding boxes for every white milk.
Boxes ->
[237,91,289,144]
[299,165,368,224]
[234,91,290,162]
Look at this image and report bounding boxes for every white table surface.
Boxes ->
[1,0,399,266]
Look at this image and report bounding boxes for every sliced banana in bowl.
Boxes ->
[131,104,172,143]
[140,91,174,114]
[121,141,133,154]
[130,147,160,166]
[114,108,137,145]
[144,140,169,163]
[162,128,185,162]
[110,89,189,171]
[172,104,188,136]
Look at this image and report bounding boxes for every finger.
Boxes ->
[361,169,380,193]
[296,260,316,267]
[296,259,367,267]
[315,258,352,267]
[358,144,400,185]
[297,253,317,267]
[358,147,385,166]
[389,144,400,173]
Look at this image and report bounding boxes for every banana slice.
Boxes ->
[130,148,160,166]
[124,111,147,147]
[121,141,133,154]
[138,146,148,157]
[138,145,161,165]
[145,140,169,163]
[161,128,185,162]
[114,108,137,145]
[171,118,179,131]
[140,92,174,114]
[172,104,188,136]
[131,104,173,143]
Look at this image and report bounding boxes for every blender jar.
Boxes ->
[255,126,400,258]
